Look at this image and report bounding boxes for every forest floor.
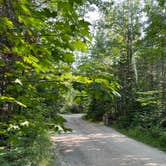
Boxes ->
[52,114,166,166]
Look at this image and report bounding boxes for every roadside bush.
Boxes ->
[117,115,133,128]
[85,99,105,121]
[0,119,52,166]
[0,135,52,166]
[159,132,166,147]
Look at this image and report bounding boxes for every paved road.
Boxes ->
[53,114,166,166]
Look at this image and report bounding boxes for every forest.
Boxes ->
[0,0,165,165]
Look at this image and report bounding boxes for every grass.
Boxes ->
[112,124,166,152]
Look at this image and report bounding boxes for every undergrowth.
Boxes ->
[112,124,166,152]
[0,130,54,166]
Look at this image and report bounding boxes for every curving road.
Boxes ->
[53,114,166,166]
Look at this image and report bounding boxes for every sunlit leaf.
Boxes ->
[15,78,23,86]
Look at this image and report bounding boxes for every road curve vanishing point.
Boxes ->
[53,114,166,166]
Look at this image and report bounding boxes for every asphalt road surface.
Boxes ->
[53,114,166,166]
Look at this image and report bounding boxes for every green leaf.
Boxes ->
[0,17,13,30]
[40,8,57,17]
[0,96,27,108]
[0,59,5,66]
[63,53,75,63]
[21,4,31,16]
[23,55,39,64]
[73,41,87,52]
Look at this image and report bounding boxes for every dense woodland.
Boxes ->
[81,0,166,151]
[0,0,165,165]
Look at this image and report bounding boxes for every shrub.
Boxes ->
[159,132,166,147]
[0,121,52,166]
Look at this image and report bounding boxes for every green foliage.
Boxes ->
[81,0,166,152]
[113,125,166,152]
[1,0,165,163]
[0,96,27,108]
[136,90,162,108]
[0,0,90,165]
[0,131,52,166]
[73,59,120,121]
[85,99,109,121]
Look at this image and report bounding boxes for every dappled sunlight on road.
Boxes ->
[54,132,128,146]
[53,114,166,166]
